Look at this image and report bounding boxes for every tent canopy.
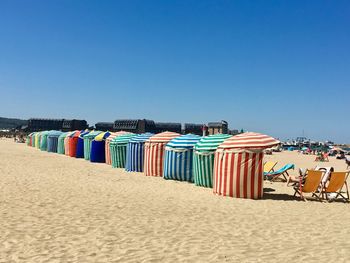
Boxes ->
[83,131,102,138]
[146,131,180,143]
[166,134,201,150]
[94,132,110,141]
[106,131,131,142]
[129,133,154,143]
[110,133,136,145]
[218,132,280,150]
[194,134,232,152]
[47,130,63,137]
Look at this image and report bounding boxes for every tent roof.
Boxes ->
[110,133,136,145]
[106,131,132,142]
[47,130,63,137]
[166,134,201,149]
[218,132,280,150]
[83,131,102,138]
[146,131,180,143]
[129,133,154,143]
[94,132,111,141]
[194,134,232,152]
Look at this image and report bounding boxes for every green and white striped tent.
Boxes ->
[57,132,69,154]
[39,131,50,151]
[110,133,136,168]
[193,134,232,188]
[83,131,102,160]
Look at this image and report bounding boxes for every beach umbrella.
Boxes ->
[163,134,201,182]
[105,131,131,165]
[90,131,111,163]
[110,133,136,168]
[83,131,102,160]
[213,132,280,199]
[144,131,181,177]
[193,134,232,188]
[125,133,154,172]
[47,131,63,152]
[39,131,50,151]
[76,131,90,158]
[57,132,69,154]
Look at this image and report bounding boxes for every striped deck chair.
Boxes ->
[293,170,325,201]
[321,171,350,202]
[264,164,294,182]
[263,161,277,174]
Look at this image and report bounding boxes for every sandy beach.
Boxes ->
[1,138,349,262]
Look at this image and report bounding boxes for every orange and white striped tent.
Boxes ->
[144,131,180,177]
[105,131,131,165]
[213,132,280,199]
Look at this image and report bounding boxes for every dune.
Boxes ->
[0,138,349,262]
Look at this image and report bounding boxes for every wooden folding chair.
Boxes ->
[293,170,324,201]
[321,171,350,202]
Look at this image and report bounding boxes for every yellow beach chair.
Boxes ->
[264,161,277,173]
[321,171,350,202]
[293,170,324,201]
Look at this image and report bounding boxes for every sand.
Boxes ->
[1,138,350,262]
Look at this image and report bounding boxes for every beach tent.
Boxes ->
[105,131,131,165]
[213,132,280,199]
[47,131,63,153]
[193,134,232,188]
[39,131,50,151]
[90,132,111,163]
[144,131,181,177]
[57,132,69,154]
[68,130,83,157]
[76,130,90,158]
[110,133,136,168]
[125,133,154,172]
[31,132,37,147]
[163,134,201,182]
[27,132,35,146]
[35,132,42,149]
[64,131,77,156]
[83,131,102,160]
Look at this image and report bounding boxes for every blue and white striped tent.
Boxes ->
[125,133,154,172]
[163,134,201,182]
[47,131,63,153]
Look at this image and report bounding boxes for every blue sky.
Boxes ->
[0,0,349,142]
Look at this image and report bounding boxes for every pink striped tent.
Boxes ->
[105,131,131,165]
[213,132,280,199]
[144,131,181,177]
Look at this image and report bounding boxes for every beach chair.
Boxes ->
[263,161,277,174]
[293,170,324,201]
[264,164,294,182]
[321,171,350,202]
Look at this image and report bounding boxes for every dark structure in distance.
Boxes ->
[95,122,114,132]
[25,118,88,132]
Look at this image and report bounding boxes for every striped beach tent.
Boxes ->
[35,132,42,149]
[64,131,77,156]
[68,130,83,157]
[83,131,102,160]
[27,132,35,146]
[144,131,181,177]
[90,132,111,163]
[57,132,69,154]
[125,133,154,172]
[163,134,201,182]
[76,130,90,158]
[213,132,280,199]
[40,131,50,151]
[110,133,136,168]
[31,132,37,147]
[193,134,232,188]
[47,131,63,152]
[105,131,131,165]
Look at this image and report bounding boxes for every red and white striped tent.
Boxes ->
[144,131,181,177]
[213,132,280,199]
[105,131,131,165]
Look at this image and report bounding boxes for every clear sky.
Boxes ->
[0,0,349,142]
